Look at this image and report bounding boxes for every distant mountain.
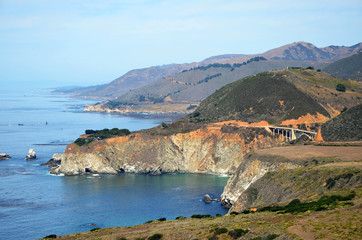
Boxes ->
[60,41,361,99]
[58,64,197,98]
[202,41,362,64]
[323,53,362,81]
[112,59,324,105]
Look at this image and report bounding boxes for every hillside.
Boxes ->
[178,69,362,126]
[321,104,362,141]
[58,42,361,100]
[323,53,362,81]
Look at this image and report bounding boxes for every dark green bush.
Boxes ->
[157,217,166,221]
[259,192,356,214]
[287,199,301,205]
[191,214,212,219]
[90,227,101,232]
[42,234,57,239]
[145,220,153,224]
[147,233,163,240]
[228,228,249,239]
[175,216,185,220]
[230,211,239,215]
[266,234,279,240]
[74,138,87,146]
[336,83,346,92]
[214,227,228,235]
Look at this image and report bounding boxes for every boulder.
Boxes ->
[26,149,37,160]
[0,153,11,160]
[41,153,62,167]
[202,194,213,202]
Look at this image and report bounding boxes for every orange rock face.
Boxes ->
[60,123,283,175]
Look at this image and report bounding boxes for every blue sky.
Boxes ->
[1,0,361,87]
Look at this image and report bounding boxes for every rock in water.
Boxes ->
[26,149,37,160]
[41,153,62,167]
[0,153,11,160]
[202,194,213,202]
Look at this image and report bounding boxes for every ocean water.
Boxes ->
[0,87,229,240]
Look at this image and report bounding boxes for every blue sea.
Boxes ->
[0,87,229,240]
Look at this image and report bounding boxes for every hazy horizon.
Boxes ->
[1,0,361,87]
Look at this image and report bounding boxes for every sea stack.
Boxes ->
[26,149,37,160]
[41,153,62,167]
[0,153,11,160]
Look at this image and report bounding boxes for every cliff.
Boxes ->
[228,162,361,213]
[220,154,302,207]
[55,124,282,175]
[221,144,362,213]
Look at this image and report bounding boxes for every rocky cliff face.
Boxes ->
[56,124,281,176]
[220,154,301,207]
[228,164,361,213]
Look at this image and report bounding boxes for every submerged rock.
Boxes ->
[26,149,37,160]
[0,153,11,160]
[41,153,62,167]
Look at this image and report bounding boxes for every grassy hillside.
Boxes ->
[183,69,362,125]
[110,59,324,105]
[323,52,362,81]
[322,104,362,141]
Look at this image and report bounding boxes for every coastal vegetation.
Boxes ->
[74,128,131,146]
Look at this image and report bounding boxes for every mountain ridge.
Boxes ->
[58,41,361,99]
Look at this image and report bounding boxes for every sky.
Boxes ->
[1,0,361,87]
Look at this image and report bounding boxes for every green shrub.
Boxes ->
[90,227,101,232]
[228,228,249,239]
[157,217,166,221]
[147,233,163,240]
[145,220,153,224]
[191,214,212,219]
[214,227,228,235]
[175,216,185,220]
[230,211,239,215]
[74,138,87,146]
[186,105,197,110]
[259,192,356,214]
[266,234,279,240]
[42,234,57,239]
[336,83,346,92]
[287,199,301,205]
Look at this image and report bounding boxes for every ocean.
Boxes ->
[0,87,229,240]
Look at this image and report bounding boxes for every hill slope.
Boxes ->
[182,69,362,125]
[323,53,362,81]
[321,104,362,141]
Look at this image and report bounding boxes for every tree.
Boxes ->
[336,83,346,92]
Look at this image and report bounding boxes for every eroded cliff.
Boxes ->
[55,124,282,176]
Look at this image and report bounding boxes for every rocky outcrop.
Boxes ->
[228,164,362,213]
[57,124,282,175]
[220,154,301,208]
[26,149,37,160]
[41,153,63,167]
[0,153,11,160]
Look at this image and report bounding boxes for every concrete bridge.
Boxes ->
[266,126,317,142]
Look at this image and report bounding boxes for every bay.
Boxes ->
[0,87,228,240]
